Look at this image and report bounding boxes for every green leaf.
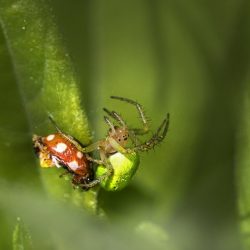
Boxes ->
[237,72,250,249]
[0,182,170,250]
[135,221,169,249]
[13,217,33,250]
[1,1,247,249]
[0,0,97,213]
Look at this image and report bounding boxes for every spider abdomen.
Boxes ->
[96,152,140,191]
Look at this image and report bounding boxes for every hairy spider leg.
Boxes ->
[161,113,170,138]
[79,150,114,188]
[103,107,139,145]
[104,115,116,132]
[128,113,170,152]
[110,96,149,135]
[105,97,148,145]
[48,115,104,164]
[69,139,115,188]
[103,108,126,127]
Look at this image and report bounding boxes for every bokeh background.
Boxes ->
[1,0,250,249]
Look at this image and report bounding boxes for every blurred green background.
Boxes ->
[1,0,250,249]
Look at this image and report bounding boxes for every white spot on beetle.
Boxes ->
[76,151,83,159]
[53,142,67,153]
[68,160,79,171]
[51,155,61,168]
[46,134,55,141]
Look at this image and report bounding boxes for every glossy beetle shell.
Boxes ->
[33,133,92,180]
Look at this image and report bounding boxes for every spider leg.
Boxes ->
[48,115,64,134]
[103,108,126,127]
[160,113,170,138]
[103,106,143,146]
[127,113,170,152]
[128,129,140,146]
[48,115,103,154]
[85,155,104,165]
[80,150,114,188]
[48,115,80,146]
[104,115,116,133]
[110,96,149,135]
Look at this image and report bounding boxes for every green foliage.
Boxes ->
[13,218,33,250]
[0,0,249,250]
[0,0,91,141]
[0,181,172,250]
[237,74,250,249]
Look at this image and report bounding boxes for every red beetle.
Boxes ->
[33,130,93,187]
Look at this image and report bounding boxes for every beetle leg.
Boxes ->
[59,171,70,178]
[48,115,84,148]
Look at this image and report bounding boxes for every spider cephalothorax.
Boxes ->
[102,126,130,155]
[109,126,129,145]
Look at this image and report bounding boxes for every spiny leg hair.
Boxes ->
[103,108,126,127]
